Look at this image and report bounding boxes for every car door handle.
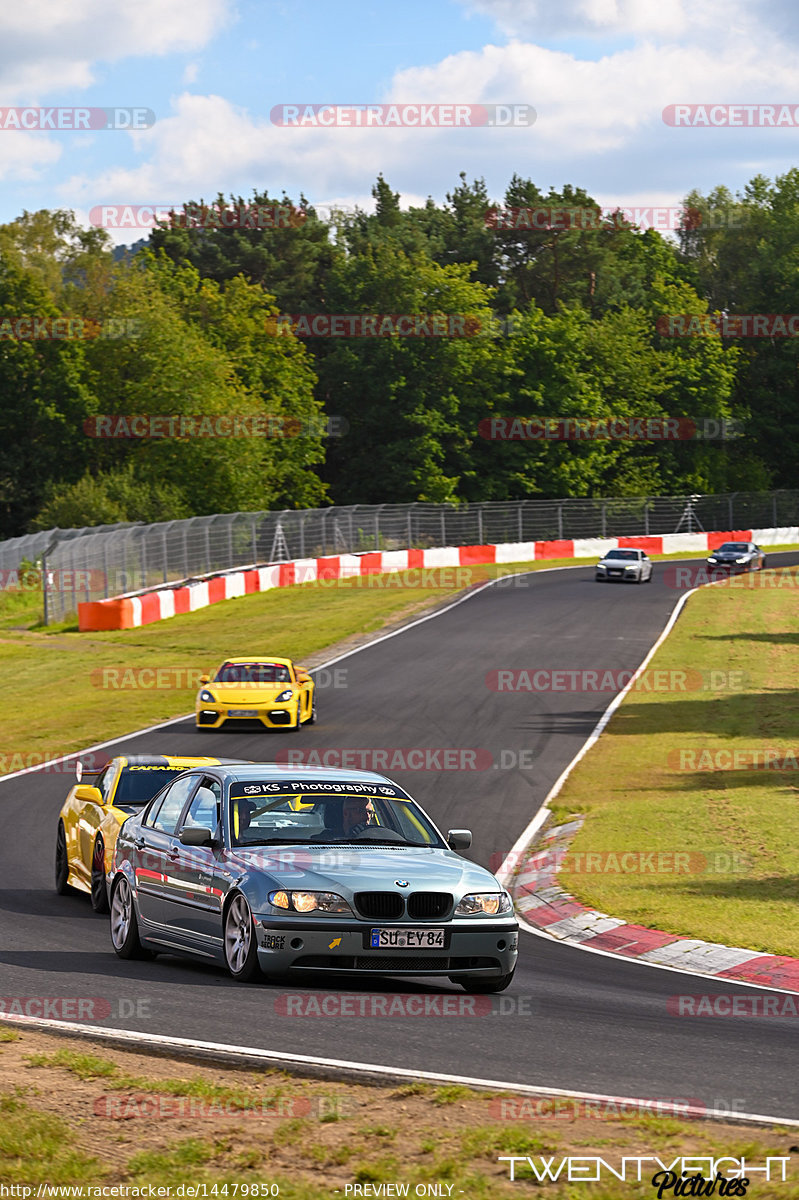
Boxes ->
[134,838,146,850]
[167,848,180,860]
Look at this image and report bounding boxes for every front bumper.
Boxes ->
[253,916,519,976]
[196,703,298,729]
[596,568,639,582]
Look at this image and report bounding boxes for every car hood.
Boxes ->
[598,557,637,567]
[226,844,500,896]
[708,551,746,560]
[202,683,293,703]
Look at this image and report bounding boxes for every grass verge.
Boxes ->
[552,567,799,957]
[2,1026,797,1197]
[0,557,581,771]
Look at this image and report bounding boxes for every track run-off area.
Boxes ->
[2,554,798,1120]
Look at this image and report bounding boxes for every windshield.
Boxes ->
[605,550,639,560]
[214,662,291,684]
[715,543,748,553]
[113,766,188,812]
[227,780,445,848]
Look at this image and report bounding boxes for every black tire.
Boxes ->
[451,969,516,993]
[307,694,317,725]
[224,893,262,981]
[55,822,74,895]
[292,700,303,731]
[761,557,767,570]
[110,875,153,960]
[90,837,110,913]
[636,572,644,584]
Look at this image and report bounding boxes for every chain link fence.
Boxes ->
[1,492,796,624]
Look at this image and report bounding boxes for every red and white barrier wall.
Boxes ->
[77,526,799,632]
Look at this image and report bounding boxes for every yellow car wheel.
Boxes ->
[90,837,109,913]
[55,822,74,895]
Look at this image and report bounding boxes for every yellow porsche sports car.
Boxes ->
[55,754,243,912]
[195,656,316,732]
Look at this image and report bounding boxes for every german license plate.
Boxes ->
[228,709,258,717]
[370,928,445,948]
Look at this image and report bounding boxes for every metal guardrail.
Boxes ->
[1,492,796,624]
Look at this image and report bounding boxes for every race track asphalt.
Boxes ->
[2,555,798,1118]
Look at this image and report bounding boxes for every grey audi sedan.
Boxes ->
[595,547,653,583]
[110,765,518,992]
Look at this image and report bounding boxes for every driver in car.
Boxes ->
[341,796,374,837]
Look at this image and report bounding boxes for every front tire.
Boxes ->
[55,822,74,895]
[90,837,109,913]
[452,969,515,993]
[110,876,153,959]
[307,694,317,725]
[224,894,262,981]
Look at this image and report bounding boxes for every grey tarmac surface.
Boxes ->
[2,555,798,1118]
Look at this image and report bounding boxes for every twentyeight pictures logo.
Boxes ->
[270,103,535,127]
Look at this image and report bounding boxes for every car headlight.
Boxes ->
[275,689,294,703]
[624,564,637,570]
[596,564,606,570]
[199,689,216,703]
[707,557,718,563]
[735,557,748,564]
[455,892,513,916]
[269,890,353,914]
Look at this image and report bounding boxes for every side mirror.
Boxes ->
[199,674,210,684]
[179,827,215,847]
[74,784,104,805]
[447,829,472,851]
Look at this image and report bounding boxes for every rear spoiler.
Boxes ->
[75,757,109,782]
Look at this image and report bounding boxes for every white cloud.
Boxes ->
[182,62,200,85]
[457,0,795,43]
[0,1,232,98]
[0,134,61,183]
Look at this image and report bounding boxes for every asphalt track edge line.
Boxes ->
[0,563,583,786]
[1,1012,796,1130]
[495,584,699,890]
[501,576,799,994]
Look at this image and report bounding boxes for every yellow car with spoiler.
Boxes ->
[195,656,316,732]
[55,754,245,912]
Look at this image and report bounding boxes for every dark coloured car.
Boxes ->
[705,542,766,571]
[109,765,518,992]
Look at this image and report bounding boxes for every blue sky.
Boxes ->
[2,0,799,241]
